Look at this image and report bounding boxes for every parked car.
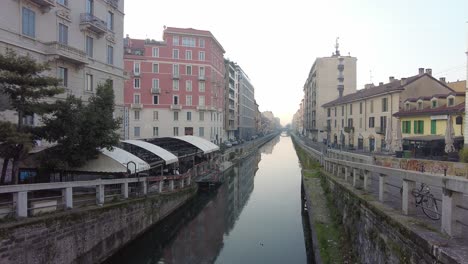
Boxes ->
[231,140,239,146]
[224,142,232,148]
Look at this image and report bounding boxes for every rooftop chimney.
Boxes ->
[389,76,395,82]
[379,82,384,86]
[425,68,432,76]
[364,83,374,89]
[418,68,425,75]
[400,78,407,85]
[439,77,446,83]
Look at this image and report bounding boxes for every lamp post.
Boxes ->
[126,161,136,178]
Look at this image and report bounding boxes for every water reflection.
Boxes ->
[104,136,310,264]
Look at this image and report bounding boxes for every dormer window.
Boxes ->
[417,101,423,110]
[431,100,437,108]
[448,97,455,107]
[405,102,410,110]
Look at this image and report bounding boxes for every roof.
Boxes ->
[394,102,465,117]
[74,147,150,173]
[164,27,225,53]
[122,140,178,165]
[403,135,464,142]
[173,136,220,154]
[446,80,466,93]
[322,75,423,107]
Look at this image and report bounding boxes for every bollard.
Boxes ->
[378,174,386,202]
[401,180,416,215]
[441,188,463,237]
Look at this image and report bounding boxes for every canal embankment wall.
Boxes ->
[0,186,196,264]
[293,136,465,264]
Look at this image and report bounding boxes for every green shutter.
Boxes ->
[407,121,411,134]
[419,121,424,134]
[431,120,436,134]
[413,121,417,134]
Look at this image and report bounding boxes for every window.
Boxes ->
[153,111,158,120]
[341,106,344,116]
[22,8,35,38]
[347,118,353,128]
[186,95,192,106]
[199,127,204,137]
[186,80,192,91]
[134,62,140,74]
[349,104,353,115]
[153,95,159,105]
[107,45,114,65]
[359,118,362,128]
[431,100,437,108]
[152,47,159,57]
[58,23,68,45]
[187,111,192,121]
[173,127,179,136]
[186,65,192,75]
[173,79,179,91]
[448,97,454,106]
[199,66,205,78]
[57,0,68,6]
[134,78,140,89]
[334,119,336,128]
[58,67,68,87]
[417,101,423,109]
[431,120,437,135]
[414,120,424,134]
[370,100,374,113]
[182,37,196,47]
[382,98,388,112]
[369,117,375,128]
[133,94,140,104]
[134,110,140,120]
[173,64,179,77]
[199,96,205,106]
[199,81,205,92]
[173,36,179,46]
[173,95,179,105]
[86,74,93,91]
[152,79,159,89]
[359,102,363,114]
[153,127,159,137]
[341,119,344,127]
[199,38,205,48]
[199,112,204,121]
[107,11,114,31]
[134,126,140,137]
[402,121,411,133]
[174,112,179,121]
[185,50,192,60]
[327,108,331,117]
[405,102,410,110]
[199,51,205,61]
[86,36,93,57]
[152,63,159,73]
[86,0,94,14]
[380,116,387,131]
[334,107,337,117]
[173,49,179,59]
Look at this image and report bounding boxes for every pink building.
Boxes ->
[123,27,225,143]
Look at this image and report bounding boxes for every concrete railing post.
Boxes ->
[441,188,463,237]
[159,180,164,193]
[141,179,147,195]
[96,185,105,205]
[344,166,349,182]
[352,168,358,187]
[63,187,73,209]
[180,178,185,188]
[378,174,387,202]
[122,182,129,199]
[169,180,174,191]
[363,170,370,191]
[15,191,28,217]
[187,175,191,186]
[401,179,416,215]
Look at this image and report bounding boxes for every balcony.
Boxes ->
[209,106,217,111]
[229,114,235,120]
[337,64,344,71]
[151,87,160,94]
[375,126,385,134]
[80,13,108,36]
[105,0,119,9]
[133,71,140,77]
[170,104,182,111]
[28,0,55,12]
[131,103,143,109]
[196,106,206,111]
[45,42,87,66]
[198,75,205,81]
[172,73,180,79]
[344,127,354,133]
[229,104,235,110]
[324,126,331,132]
[228,93,235,100]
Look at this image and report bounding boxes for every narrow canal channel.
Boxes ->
[105,135,309,264]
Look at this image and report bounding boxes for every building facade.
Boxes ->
[237,66,256,140]
[123,27,225,143]
[0,0,125,136]
[323,69,458,152]
[224,59,239,140]
[303,47,357,143]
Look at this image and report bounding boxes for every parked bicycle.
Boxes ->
[409,183,440,220]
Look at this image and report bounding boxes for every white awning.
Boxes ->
[122,140,178,165]
[173,136,220,154]
[73,147,150,173]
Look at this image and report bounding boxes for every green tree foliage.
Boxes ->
[41,80,121,169]
[0,50,63,183]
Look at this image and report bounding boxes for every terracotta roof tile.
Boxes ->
[393,102,464,117]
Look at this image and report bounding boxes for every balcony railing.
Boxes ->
[133,71,140,76]
[105,0,119,8]
[375,126,385,134]
[196,106,206,111]
[172,73,180,79]
[45,42,87,65]
[344,127,354,133]
[151,87,160,94]
[131,103,143,109]
[80,13,108,35]
[29,0,55,11]
[171,104,182,110]
[198,75,205,81]
[228,104,235,110]
[228,93,235,100]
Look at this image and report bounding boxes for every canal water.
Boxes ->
[105,135,308,264]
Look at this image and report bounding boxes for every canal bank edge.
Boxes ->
[0,185,197,264]
[294,138,466,264]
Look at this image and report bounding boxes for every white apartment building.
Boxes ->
[303,46,357,143]
[0,0,125,136]
[224,59,239,140]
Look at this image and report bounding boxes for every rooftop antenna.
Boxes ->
[335,37,340,56]
[369,70,373,83]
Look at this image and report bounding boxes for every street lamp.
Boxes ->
[126,161,136,178]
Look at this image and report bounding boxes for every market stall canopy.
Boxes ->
[122,140,178,165]
[73,147,150,173]
[173,136,220,154]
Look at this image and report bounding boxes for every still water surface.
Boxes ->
[105,135,307,264]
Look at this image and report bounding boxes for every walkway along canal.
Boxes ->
[105,135,310,264]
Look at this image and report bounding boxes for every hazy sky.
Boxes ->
[124,0,467,125]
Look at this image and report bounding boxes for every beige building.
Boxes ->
[0,0,125,136]
[224,59,239,140]
[322,68,456,152]
[303,45,357,143]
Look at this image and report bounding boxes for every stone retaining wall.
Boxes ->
[0,186,197,264]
